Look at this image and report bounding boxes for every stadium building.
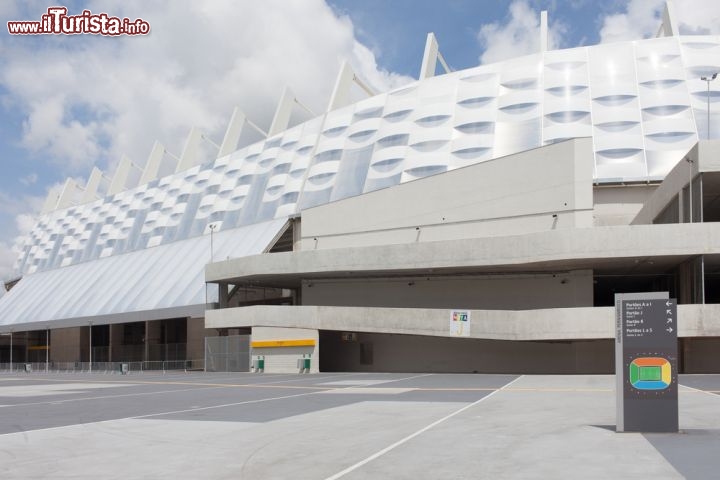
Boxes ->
[1,4,720,374]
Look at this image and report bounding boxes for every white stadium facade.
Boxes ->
[2,4,720,374]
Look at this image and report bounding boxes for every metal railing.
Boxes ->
[0,359,204,374]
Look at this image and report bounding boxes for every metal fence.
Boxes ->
[204,335,250,372]
[40,343,188,364]
[0,359,204,374]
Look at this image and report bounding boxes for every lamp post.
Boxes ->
[1,332,11,372]
[686,157,694,223]
[209,223,217,263]
[700,73,718,140]
[88,322,92,373]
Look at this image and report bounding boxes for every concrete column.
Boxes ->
[187,317,215,366]
[145,320,162,361]
[144,321,149,362]
[219,283,229,308]
[109,324,124,361]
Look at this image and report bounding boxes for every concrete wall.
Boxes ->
[682,337,720,373]
[187,317,215,364]
[206,304,720,373]
[300,138,594,250]
[631,141,720,225]
[302,270,593,310]
[633,145,696,225]
[320,331,613,373]
[49,327,82,363]
[251,326,319,374]
[593,185,656,226]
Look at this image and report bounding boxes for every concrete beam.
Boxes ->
[218,107,245,158]
[139,141,167,186]
[40,185,62,214]
[268,86,295,138]
[419,33,450,79]
[56,178,81,210]
[108,155,135,195]
[206,222,720,284]
[81,167,104,204]
[657,1,678,37]
[206,303,720,341]
[328,61,356,112]
[176,127,204,173]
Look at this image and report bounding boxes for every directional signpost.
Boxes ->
[615,292,678,433]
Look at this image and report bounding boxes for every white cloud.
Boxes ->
[0,190,52,282]
[599,0,720,44]
[15,213,36,236]
[477,0,567,65]
[0,242,17,285]
[19,173,37,186]
[1,0,413,177]
[0,0,413,284]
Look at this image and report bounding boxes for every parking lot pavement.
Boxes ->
[0,372,717,479]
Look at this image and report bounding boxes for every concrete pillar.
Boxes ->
[145,320,162,361]
[187,317,214,367]
[219,283,229,308]
[144,321,149,362]
[109,324,124,361]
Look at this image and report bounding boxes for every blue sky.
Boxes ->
[1,0,719,282]
[328,0,612,76]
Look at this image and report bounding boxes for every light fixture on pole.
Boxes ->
[700,73,718,140]
[88,322,92,373]
[209,223,217,263]
[686,157,694,223]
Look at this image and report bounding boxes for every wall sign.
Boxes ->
[450,310,470,337]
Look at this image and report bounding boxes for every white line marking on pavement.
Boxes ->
[323,375,524,480]
[680,383,720,398]
[0,374,429,437]
[0,385,229,408]
[0,390,324,438]
[376,373,434,384]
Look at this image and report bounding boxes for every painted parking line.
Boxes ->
[0,385,233,408]
[323,375,524,480]
[0,389,324,438]
[0,372,436,437]
[680,384,720,397]
[13,377,332,391]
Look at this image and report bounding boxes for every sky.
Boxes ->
[1,0,720,286]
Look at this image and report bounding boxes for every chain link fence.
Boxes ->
[205,335,250,372]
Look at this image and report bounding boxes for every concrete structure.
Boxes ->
[205,138,720,373]
[2,5,720,374]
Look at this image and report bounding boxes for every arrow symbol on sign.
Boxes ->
[666,300,673,307]
[667,327,674,333]
[667,318,673,324]
[666,309,672,315]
